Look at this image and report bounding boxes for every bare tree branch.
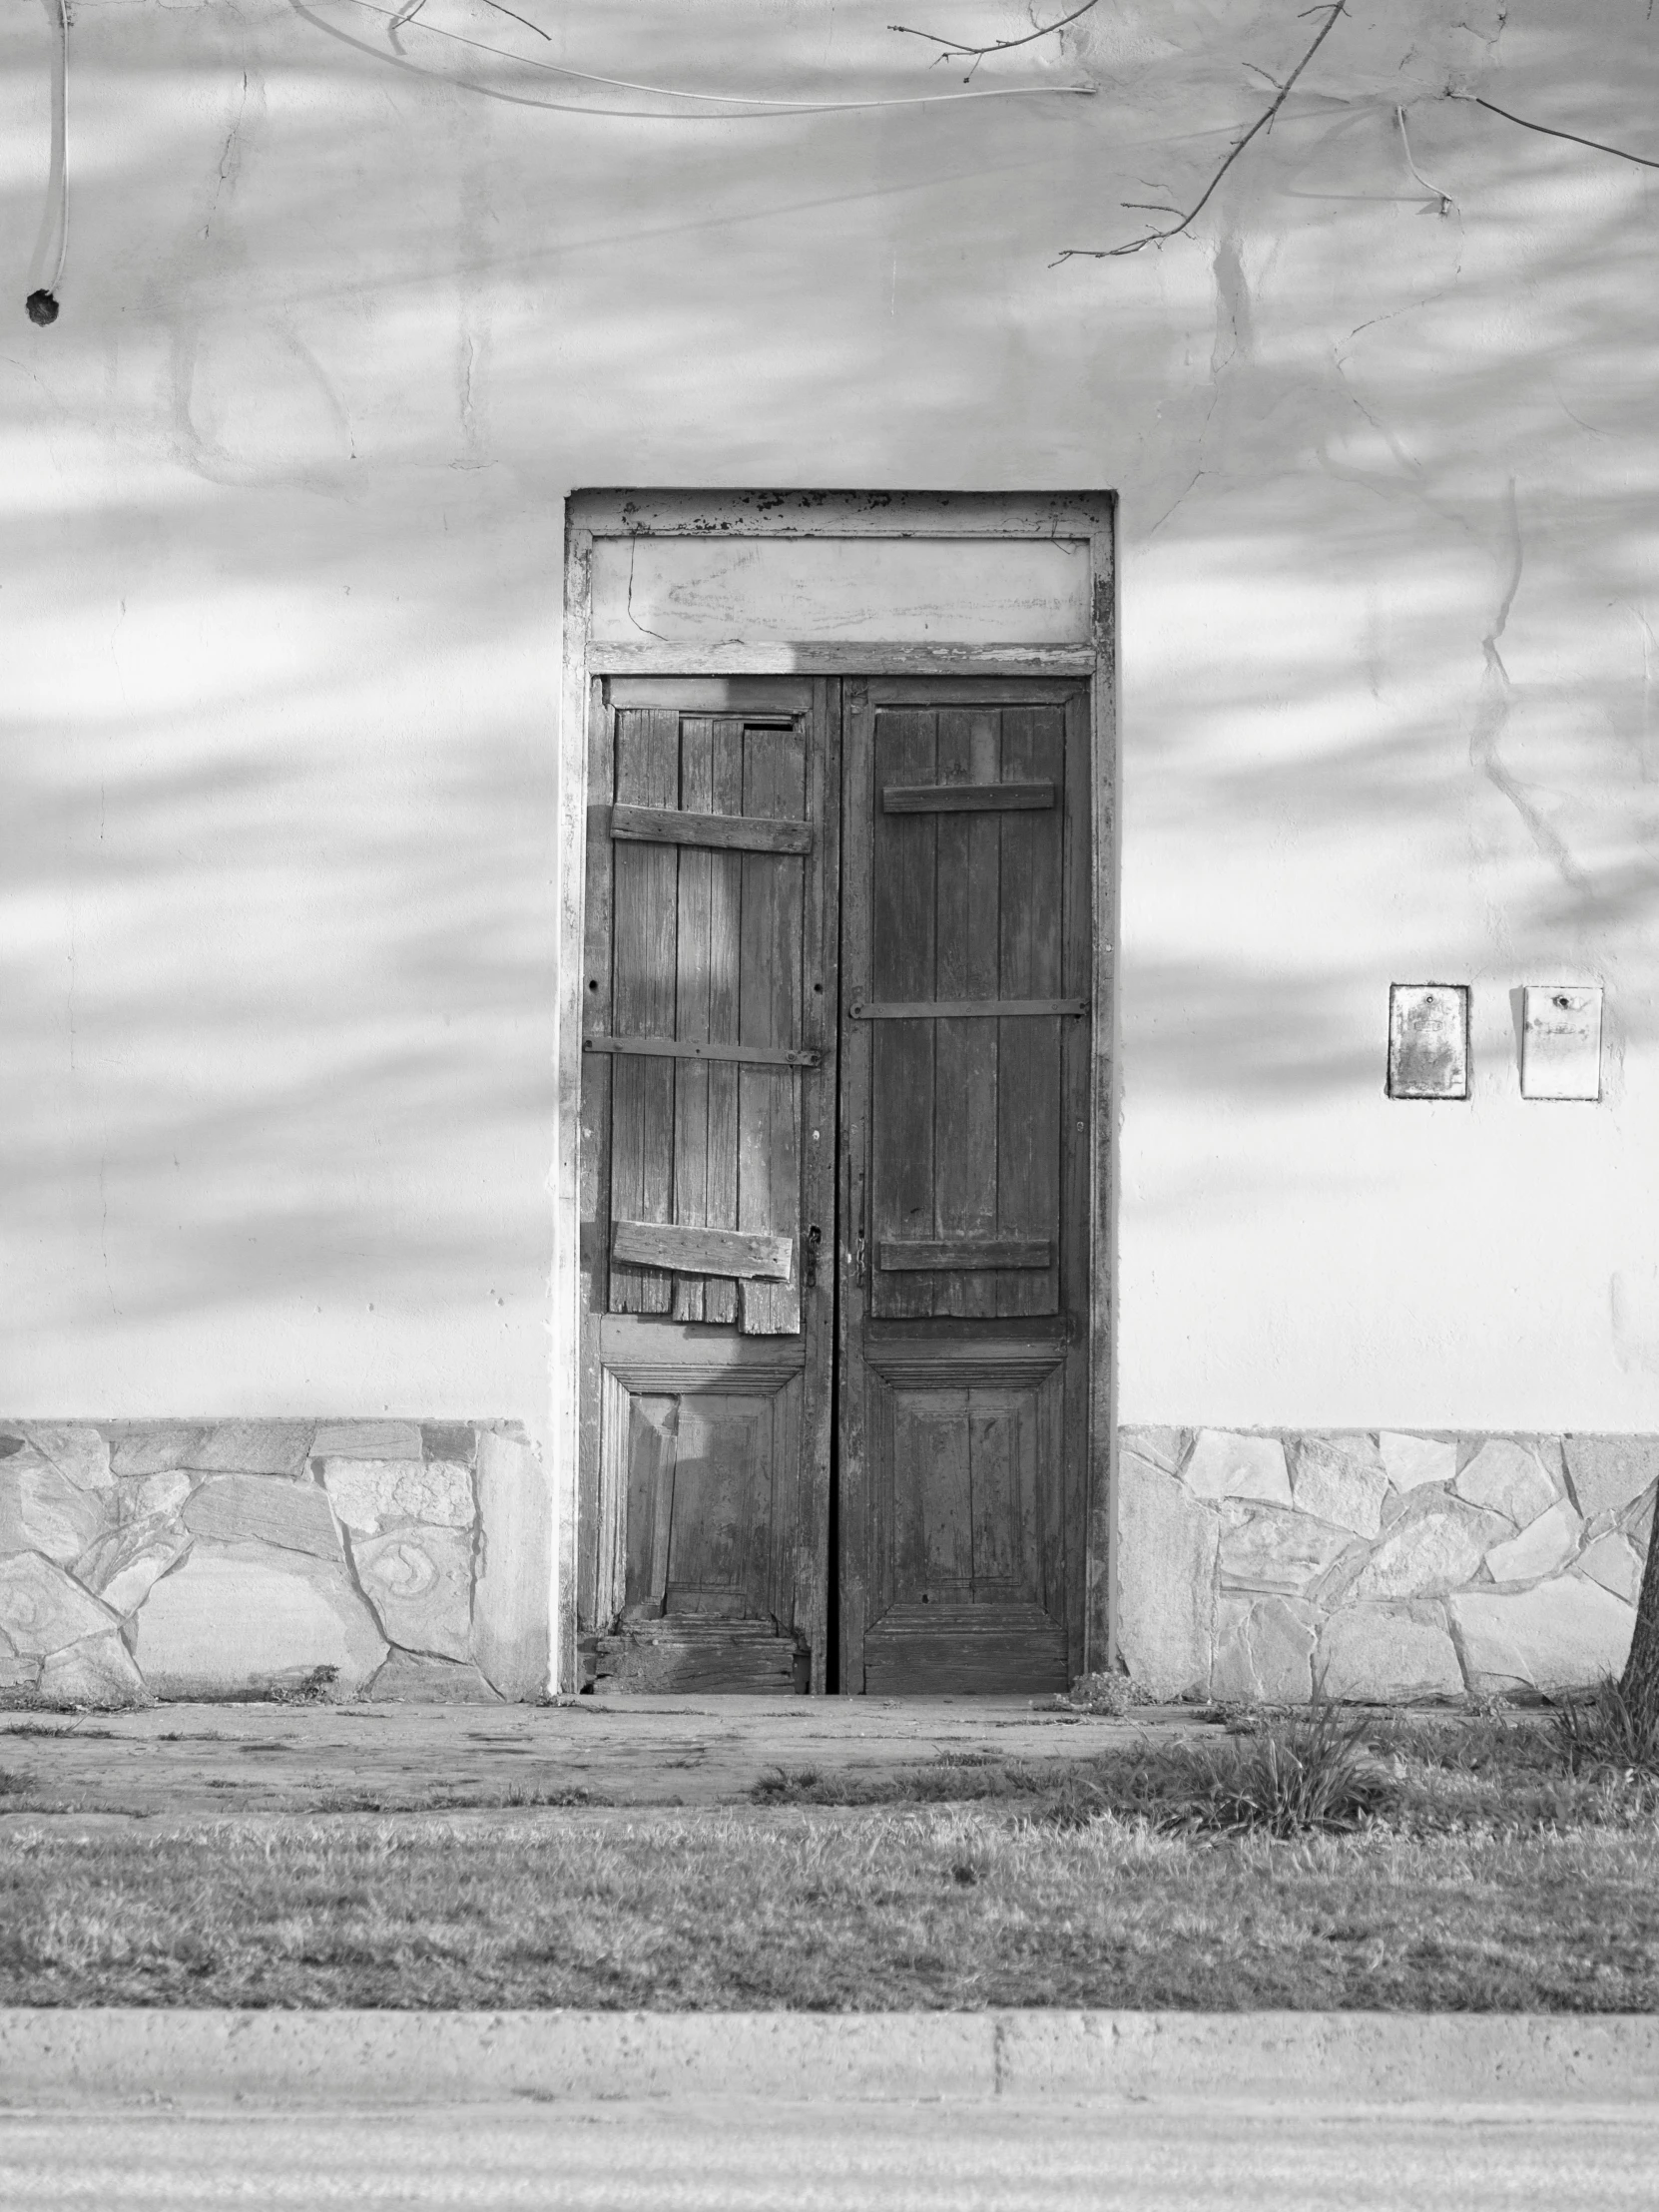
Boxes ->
[889,0,1097,85]
[1054,0,1347,262]
[392,0,549,39]
[1452,92,1659,173]
[476,0,551,42]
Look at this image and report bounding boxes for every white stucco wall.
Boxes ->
[3,0,1657,1445]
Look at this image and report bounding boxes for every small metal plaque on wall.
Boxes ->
[1521,984,1603,1100]
[1387,983,1469,1100]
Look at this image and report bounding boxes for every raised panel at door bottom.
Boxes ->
[593,1343,808,1693]
[862,1350,1068,1695]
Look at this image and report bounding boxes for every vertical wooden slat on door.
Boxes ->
[578,676,616,1631]
[1058,685,1094,1674]
[738,722,806,1335]
[661,714,749,1324]
[996,705,1064,1318]
[624,1395,677,1612]
[870,711,937,1318]
[793,683,839,1690]
[704,722,745,1326]
[836,683,875,1683]
[672,718,715,1323]
[610,709,679,1314]
[932,707,1001,1321]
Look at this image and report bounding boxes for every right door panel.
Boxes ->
[838,679,1093,1695]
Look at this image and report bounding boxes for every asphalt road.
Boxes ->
[0,2099,1653,2210]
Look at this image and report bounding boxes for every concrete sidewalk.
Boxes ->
[0,1695,1201,1821]
[2,2007,1657,2109]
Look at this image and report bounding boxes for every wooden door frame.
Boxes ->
[558,490,1118,1693]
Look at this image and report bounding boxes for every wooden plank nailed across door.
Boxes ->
[586,1035,819,1069]
[612,804,813,854]
[613,1219,795,1282]
[851,998,1085,1020]
[877,1239,1053,1272]
[882,781,1055,814]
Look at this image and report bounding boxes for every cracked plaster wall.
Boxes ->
[1,0,1657,1465]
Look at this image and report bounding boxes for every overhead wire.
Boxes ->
[1452,90,1659,173]
[25,0,68,324]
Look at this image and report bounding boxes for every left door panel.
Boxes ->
[578,678,838,1692]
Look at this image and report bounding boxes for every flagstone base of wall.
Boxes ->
[0,1421,551,1708]
[1117,1427,1657,1705]
[12,1415,1650,1710]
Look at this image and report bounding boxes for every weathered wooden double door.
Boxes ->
[579,675,1092,1695]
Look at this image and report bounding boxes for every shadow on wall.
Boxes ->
[0,0,1657,1373]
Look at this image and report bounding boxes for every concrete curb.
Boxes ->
[1,2009,1657,2107]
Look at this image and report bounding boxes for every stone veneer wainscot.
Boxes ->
[11,1416,1649,1707]
[0,1420,549,1707]
[1117,1427,1656,1702]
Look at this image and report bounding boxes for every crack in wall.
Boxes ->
[1143,228,1243,536]
[1618,601,1659,785]
[204,71,249,241]
[1469,479,1586,891]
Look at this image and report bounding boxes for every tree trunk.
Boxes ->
[1617,1489,1659,1732]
